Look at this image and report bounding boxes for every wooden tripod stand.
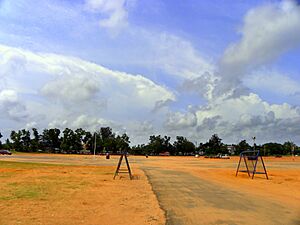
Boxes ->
[113,153,132,180]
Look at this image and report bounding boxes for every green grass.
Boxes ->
[0,171,14,178]
[0,161,67,201]
[0,182,44,201]
[0,160,115,204]
[0,160,68,169]
[0,161,97,202]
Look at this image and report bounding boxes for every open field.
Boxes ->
[0,154,299,224]
[0,157,164,225]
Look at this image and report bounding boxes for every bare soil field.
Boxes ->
[0,155,165,225]
[0,154,299,225]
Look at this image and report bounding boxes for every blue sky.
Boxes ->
[0,0,300,145]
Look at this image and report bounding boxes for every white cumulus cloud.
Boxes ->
[151,33,215,80]
[244,70,300,97]
[0,89,28,121]
[194,93,300,143]
[164,112,197,130]
[85,0,130,33]
[0,44,175,139]
[216,0,300,97]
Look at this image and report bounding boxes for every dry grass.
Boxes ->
[0,161,165,225]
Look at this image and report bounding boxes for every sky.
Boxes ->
[0,0,300,145]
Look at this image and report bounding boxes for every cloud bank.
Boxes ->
[0,0,300,145]
[216,0,300,98]
[85,0,132,34]
[0,44,175,142]
[162,0,300,144]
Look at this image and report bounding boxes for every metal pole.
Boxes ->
[252,136,256,152]
[291,142,295,157]
[93,132,97,159]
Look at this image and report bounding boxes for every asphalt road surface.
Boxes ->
[135,157,300,225]
[142,166,298,225]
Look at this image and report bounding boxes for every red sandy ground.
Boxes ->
[0,158,165,225]
[0,154,299,224]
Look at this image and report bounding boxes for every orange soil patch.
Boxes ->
[1,154,299,224]
[0,161,165,225]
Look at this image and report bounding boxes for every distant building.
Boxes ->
[159,151,170,156]
[227,145,236,155]
[198,151,204,156]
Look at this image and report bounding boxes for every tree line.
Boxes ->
[0,127,129,154]
[0,128,299,156]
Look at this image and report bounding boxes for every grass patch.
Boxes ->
[0,161,73,201]
[0,160,114,203]
[0,171,14,178]
[0,182,44,201]
[0,161,69,169]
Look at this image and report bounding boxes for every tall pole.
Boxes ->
[252,136,256,151]
[94,132,97,159]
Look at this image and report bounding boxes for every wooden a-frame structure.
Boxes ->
[113,152,132,180]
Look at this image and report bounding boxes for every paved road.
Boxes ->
[140,165,299,225]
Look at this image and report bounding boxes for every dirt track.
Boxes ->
[1,154,300,225]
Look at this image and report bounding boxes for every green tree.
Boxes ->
[0,132,2,148]
[60,128,75,152]
[10,130,22,151]
[262,142,283,155]
[30,128,41,151]
[147,135,172,155]
[74,128,85,151]
[205,134,223,155]
[173,136,195,155]
[235,140,251,155]
[3,139,12,150]
[42,128,61,151]
[20,129,31,152]
[99,127,115,153]
[100,127,114,140]
[283,141,295,155]
[82,131,93,152]
[115,133,131,152]
[130,144,147,155]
